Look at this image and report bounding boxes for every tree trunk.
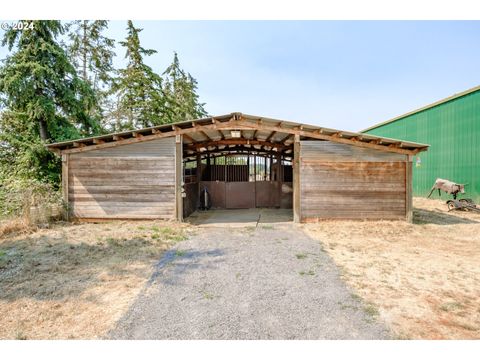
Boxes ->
[38,119,49,141]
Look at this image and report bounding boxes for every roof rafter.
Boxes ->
[184,145,291,160]
[47,113,428,155]
[187,139,290,151]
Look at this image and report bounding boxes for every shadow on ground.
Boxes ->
[149,248,225,286]
[413,208,478,225]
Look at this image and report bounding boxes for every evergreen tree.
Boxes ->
[111,20,169,130]
[68,20,115,121]
[0,20,98,183]
[163,52,208,122]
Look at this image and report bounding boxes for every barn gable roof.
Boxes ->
[46,112,429,156]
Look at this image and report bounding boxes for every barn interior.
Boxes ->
[181,121,294,220]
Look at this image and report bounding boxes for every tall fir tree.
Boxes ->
[163,52,208,122]
[111,20,169,130]
[0,20,98,184]
[67,20,116,122]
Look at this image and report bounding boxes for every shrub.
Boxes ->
[0,178,63,236]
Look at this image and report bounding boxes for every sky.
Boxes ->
[2,20,480,131]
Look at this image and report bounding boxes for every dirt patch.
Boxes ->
[304,197,480,339]
[0,220,191,339]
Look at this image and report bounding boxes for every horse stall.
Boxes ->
[182,153,293,218]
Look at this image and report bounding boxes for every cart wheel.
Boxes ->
[447,201,456,211]
[459,198,476,211]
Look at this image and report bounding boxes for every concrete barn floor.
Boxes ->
[186,208,293,227]
[109,213,389,340]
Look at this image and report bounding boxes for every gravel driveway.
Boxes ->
[109,223,389,339]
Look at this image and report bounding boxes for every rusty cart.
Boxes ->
[446,198,480,213]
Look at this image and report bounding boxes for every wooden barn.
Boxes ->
[46,113,429,222]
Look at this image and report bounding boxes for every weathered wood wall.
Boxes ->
[197,180,292,210]
[225,182,256,208]
[255,181,280,208]
[183,182,198,218]
[200,181,226,208]
[68,138,176,219]
[280,182,293,209]
[300,141,408,221]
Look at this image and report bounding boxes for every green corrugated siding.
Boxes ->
[365,90,480,201]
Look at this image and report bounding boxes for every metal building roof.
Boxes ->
[362,85,480,133]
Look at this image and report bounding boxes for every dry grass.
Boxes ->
[304,197,480,340]
[0,217,33,238]
[0,220,191,339]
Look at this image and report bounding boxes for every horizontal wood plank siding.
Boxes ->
[73,140,174,157]
[69,137,175,219]
[301,141,405,162]
[300,141,407,220]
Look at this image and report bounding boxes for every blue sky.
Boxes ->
[2,21,480,131]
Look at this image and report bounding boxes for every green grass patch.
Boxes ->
[103,227,185,246]
[299,270,315,276]
[159,227,186,242]
[202,291,214,300]
[350,293,362,301]
[15,331,27,340]
[261,225,274,230]
[174,250,186,257]
[105,237,123,247]
[440,302,465,312]
[295,253,307,260]
[0,250,8,268]
[364,303,379,317]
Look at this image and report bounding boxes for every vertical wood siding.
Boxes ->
[300,141,407,220]
[183,182,199,218]
[68,138,176,219]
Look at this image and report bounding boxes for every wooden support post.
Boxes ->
[196,153,201,210]
[269,154,273,181]
[406,155,413,223]
[175,135,183,222]
[276,152,282,208]
[61,153,69,221]
[293,135,301,223]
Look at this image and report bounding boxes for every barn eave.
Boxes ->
[45,112,429,156]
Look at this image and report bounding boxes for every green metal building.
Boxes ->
[363,85,480,201]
